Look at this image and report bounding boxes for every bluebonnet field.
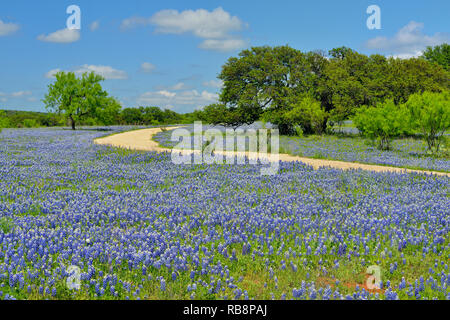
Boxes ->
[154,123,450,172]
[0,127,449,300]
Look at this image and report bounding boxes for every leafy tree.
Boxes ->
[121,107,144,125]
[43,71,120,130]
[284,95,328,134]
[384,57,449,104]
[422,43,450,70]
[319,49,371,123]
[405,91,450,153]
[353,100,408,150]
[218,46,318,134]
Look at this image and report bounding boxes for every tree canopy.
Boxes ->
[43,71,121,130]
[205,45,449,135]
[422,43,449,70]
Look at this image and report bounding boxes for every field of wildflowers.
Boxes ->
[0,127,449,300]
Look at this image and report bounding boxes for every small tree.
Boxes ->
[353,100,408,150]
[283,95,328,135]
[405,91,450,154]
[43,71,121,130]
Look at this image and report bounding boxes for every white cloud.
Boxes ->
[0,91,32,101]
[140,62,156,73]
[11,91,32,97]
[156,82,192,91]
[390,51,424,59]
[74,65,128,79]
[203,79,223,88]
[45,68,62,79]
[199,38,246,51]
[37,28,80,43]
[150,7,244,39]
[45,65,128,80]
[27,97,38,102]
[90,21,100,31]
[121,7,247,52]
[120,16,151,30]
[170,82,188,90]
[365,21,450,58]
[0,20,20,36]
[157,90,176,98]
[137,89,218,108]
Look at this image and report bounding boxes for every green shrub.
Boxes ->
[0,110,9,132]
[284,95,328,135]
[294,126,304,137]
[23,118,39,128]
[405,91,450,154]
[353,100,408,150]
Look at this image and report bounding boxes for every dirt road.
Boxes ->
[94,127,449,177]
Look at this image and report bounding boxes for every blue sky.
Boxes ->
[0,0,449,113]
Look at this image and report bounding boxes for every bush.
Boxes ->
[353,100,408,150]
[0,110,8,132]
[281,95,328,135]
[405,91,450,154]
[23,118,40,128]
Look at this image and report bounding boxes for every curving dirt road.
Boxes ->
[94,127,450,177]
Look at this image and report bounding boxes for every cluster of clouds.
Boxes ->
[8,7,246,52]
[121,7,247,52]
[365,21,450,59]
[2,8,449,111]
[0,90,36,103]
[45,65,128,80]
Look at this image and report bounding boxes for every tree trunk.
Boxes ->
[69,115,76,130]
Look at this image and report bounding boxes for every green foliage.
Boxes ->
[353,100,409,150]
[0,110,64,128]
[95,97,122,126]
[422,43,450,70]
[0,110,9,132]
[120,106,183,125]
[23,118,40,128]
[218,45,321,133]
[384,57,449,104]
[43,71,121,130]
[212,45,448,135]
[405,91,450,154]
[283,95,328,135]
[198,103,259,129]
[294,126,303,137]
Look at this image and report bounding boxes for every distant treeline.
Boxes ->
[0,107,201,128]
